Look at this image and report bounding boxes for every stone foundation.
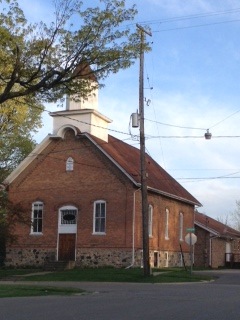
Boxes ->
[5,248,56,267]
[146,250,190,268]
[5,247,191,269]
[76,248,133,268]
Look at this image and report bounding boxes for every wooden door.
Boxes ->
[58,234,76,261]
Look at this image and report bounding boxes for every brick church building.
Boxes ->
[3,71,201,268]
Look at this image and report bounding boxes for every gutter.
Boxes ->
[126,188,141,269]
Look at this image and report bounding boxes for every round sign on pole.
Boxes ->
[185,233,197,245]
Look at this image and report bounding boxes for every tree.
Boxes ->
[0,97,43,182]
[0,187,30,265]
[229,200,240,231]
[0,0,148,106]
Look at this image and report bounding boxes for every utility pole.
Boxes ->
[137,24,152,277]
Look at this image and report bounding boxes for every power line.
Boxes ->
[146,135,240,139]
[137,8,240,26]
[153,18,240,33]
[145,118,206,131]
[209,109,240,129]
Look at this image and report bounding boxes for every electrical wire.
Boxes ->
[145,118,207,131]
[209,109,240,129]
[153,18,240,33]
[136,8,240,26]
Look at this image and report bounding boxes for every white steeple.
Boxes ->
[50,64,112,142]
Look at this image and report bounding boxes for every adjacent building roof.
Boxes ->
[195,211,240,239]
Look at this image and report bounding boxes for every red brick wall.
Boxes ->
[6,129,195,267]
[194,225,210,267]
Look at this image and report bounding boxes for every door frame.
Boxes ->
[57,205,78,261]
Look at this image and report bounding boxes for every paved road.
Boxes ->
[1,270,240,320]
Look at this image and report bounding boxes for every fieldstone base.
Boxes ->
[5,248,56,267]
[76,248,133,268]
[5,247,191,269]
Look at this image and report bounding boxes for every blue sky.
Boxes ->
[21,0,240,221]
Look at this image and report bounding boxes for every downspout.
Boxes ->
[126,188,141,269]
[209,235,219,267]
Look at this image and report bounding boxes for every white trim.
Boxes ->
[164,251,169,267]
[50,109,112,123]
[56,124,80,138]
[194,221,219,236]
[58,205,78,234]
[147,186,201,207]
[179,212,184,241]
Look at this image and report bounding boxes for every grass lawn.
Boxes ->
[0,284,85,298]
[4,267,213,283]
[0,267,213,298]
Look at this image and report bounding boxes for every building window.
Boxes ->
[165,208,169,240]
[60,209,77,225]
[179,212,184,241]
[93,200,106,234]
[31,202,43,234]
[58,205,78,234]
[66,157,74,171]
[148,205,153,237]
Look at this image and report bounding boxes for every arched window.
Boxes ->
[148,205,153,237]
[66,157,74,171]
[179,212,184,241]
[165,208,169,240]
[31,201,43,234]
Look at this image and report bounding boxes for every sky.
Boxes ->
[19,0,240,221]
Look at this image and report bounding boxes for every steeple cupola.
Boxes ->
[50,64,112,142]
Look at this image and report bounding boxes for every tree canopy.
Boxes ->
[0,0,147,106]
[0,97,43,182]
[0,0,149,182]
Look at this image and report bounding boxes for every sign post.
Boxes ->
[185,229,197,275]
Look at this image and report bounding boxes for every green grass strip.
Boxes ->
[0,284,85,298]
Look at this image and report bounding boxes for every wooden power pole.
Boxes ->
[137,24,152,277]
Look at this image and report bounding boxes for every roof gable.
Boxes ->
[4,129,201,207]
[88,134,201,206]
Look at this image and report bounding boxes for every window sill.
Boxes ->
[92,232,106,236]
[30,232,43,236]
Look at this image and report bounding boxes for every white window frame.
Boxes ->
[93,200,106,235]
[31,201,43,234]
[66,157,74,171]
[148,205,153,237]
[179,212,184,241]
[58,205,78,234]
[165,208,169,240]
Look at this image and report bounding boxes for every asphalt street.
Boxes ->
[0,270,240,320]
